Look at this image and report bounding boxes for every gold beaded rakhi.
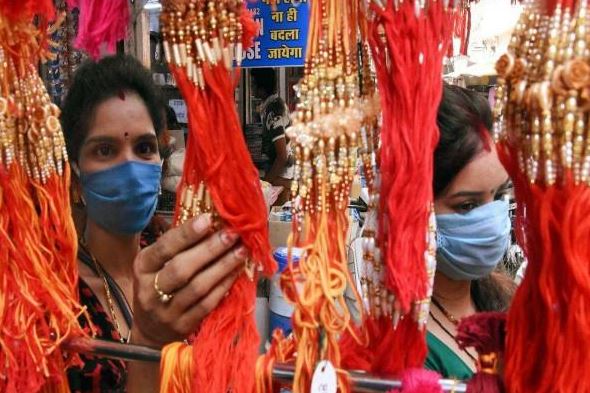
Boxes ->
[159,2,275,393]
[0,4,88,392]
[493,1,590,392]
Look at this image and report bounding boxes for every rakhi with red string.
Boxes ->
[493,0,590,391]
[158,1,275,392]
[0,2,88,392]
[340,0,454,376]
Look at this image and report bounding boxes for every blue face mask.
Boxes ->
[80,161,162,235]
[436,200,511,281]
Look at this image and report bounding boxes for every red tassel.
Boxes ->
[456,312,507,393]
[0,0,55,22]
[160,3,275,392]
[340,0,454,375]
[491,2,590,392]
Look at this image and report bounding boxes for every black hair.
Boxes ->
[434,84,493,197]
[61,54,165,162]
[250,67,277,96]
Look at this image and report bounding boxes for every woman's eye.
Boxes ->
[457,201,479,212]
[136,141,157,156]
[95,144,114,158]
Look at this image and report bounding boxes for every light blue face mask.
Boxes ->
[436,200,511,281]
[80,161,162,235]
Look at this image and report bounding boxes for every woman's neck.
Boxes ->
[83,220,139,279]
[432,272,475,317]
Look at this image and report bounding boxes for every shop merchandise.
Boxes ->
[456,312,507,393]
[0,1,87,391]
[65,0,129,60]
[254,0,384,391]
[46,1,85,106]
[493,0,590,391]
[340,0,455,377]
[158,1,275,392]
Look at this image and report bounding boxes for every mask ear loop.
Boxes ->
[70,161,86,207]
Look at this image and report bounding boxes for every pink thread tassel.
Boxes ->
[388,368,443,393]
[67,0,130,59]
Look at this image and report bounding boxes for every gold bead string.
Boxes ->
[494,0,590,186]
[177,181,218,224]
[0,14,68,184]
[160,0,245,89]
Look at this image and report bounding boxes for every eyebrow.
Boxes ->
[448,178,512,199]
[83,135,118,146]
[134,133,158,143]
[83,132,157,146]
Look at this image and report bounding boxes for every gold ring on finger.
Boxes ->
[154,271,174,303]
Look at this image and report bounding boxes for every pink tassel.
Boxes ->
[67,0,129,59]
[388,369,443,393]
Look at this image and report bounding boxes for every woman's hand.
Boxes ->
[130,214,246,347]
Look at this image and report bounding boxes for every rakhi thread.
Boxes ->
[0,3,88,392]
[65,0,130,60]
[493,0,590,392]
[340,0,454,376]
[159,1,275,392]
[456,312,507,393]
[256,1,373,392]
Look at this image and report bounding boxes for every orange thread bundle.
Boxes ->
[493,1,590,391]
[159,1,275,392]
[255,1,374,392]
[0,2,88,392]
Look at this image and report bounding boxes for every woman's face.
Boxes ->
[434,145,510,215]
[78,91,160,173]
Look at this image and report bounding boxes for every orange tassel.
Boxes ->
[0,6,88,392]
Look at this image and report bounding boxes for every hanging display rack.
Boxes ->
[62,338,468,392]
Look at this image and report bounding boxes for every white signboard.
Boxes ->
[168,99,188,124]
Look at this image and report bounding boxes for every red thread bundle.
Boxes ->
[159,2,275,392]
[340,0,454,375]
[492,1,590,391]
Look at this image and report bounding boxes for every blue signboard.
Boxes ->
[242,0,309,68]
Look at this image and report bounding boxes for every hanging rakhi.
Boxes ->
[159,1,275,392]
[493,1,590,391]
[0,2,88,392]
[256,1,374,392]
[340,0,454,375]
[65,0,130,60]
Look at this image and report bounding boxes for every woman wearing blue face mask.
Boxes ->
[425,85,516,380]
[61,55,247,393]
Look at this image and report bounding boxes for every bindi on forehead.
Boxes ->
[124,132,129,139]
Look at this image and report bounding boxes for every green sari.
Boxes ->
[425,331,473,380]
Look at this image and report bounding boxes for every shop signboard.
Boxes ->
[242,0,309,68]
[169,99,188,124]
